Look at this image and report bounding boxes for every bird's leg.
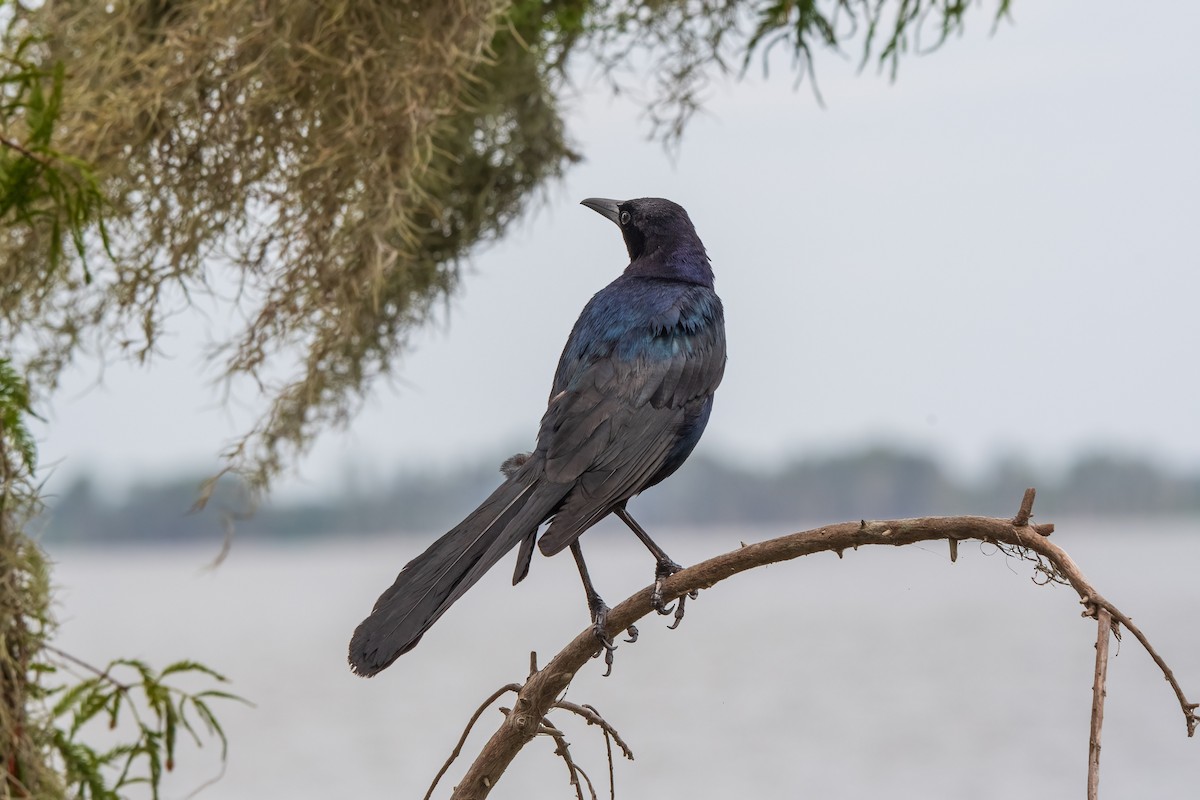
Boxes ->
[613,506,696,628]
[570,541,638,677]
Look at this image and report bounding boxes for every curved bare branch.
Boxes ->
[443,491,1196,799]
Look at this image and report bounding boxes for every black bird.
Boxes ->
[349,197,726,677]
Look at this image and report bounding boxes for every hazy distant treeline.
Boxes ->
[38,447,1200,545]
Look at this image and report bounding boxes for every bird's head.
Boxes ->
[581,197,713,287]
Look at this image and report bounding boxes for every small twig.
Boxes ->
[0,133,50,166]
[1012,487,1036,528]
[1085,596,1199,738]
[541,718,588,800]
[423,683,521,800]
[601,720,615,800]
[580,702,630,800]
[1012,487,1054,536]
[572,762,599,800]
[42,645,130,691]
[1088,608,1113,800]
[554,701,635,761]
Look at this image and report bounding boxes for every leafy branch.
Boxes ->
[579,0,1012,141]
[2,363,244,800]
[41,649,246,800]
[0,36,110,284]
[745,0,1013,83]
[0,358,37,479]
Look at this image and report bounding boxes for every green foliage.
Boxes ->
[0,30,110,299]
[44,657,244,800]
[0,357,37,477]
[580,0,1012,138]
[1,355,61,798]
[1,366,238,799]
[745,0,1012,82]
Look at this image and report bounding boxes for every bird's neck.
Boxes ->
[625,243,714,288]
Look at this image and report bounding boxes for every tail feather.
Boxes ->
[511,530,538,585]
[348,468,563,677]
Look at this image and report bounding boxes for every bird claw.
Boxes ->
[589,601,620,677]
[667,589,698,629]
[652,559,688,617]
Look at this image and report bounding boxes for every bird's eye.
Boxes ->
[619,210,631,226]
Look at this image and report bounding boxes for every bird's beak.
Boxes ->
[580,197,621,225]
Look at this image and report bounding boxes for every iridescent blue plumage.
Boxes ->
[536,272,725,554]
[349,197,726,677]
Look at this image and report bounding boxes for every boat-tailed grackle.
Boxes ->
[349,197,727,677]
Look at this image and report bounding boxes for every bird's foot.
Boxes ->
[651,559,681,614]
[651,559,697,629]
[667,588,699,630]
[589,600,638,677]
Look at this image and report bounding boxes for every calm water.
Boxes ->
[46,518,1200,799]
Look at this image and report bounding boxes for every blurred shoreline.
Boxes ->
[36,445,1200,544]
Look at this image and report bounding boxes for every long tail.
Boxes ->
[348,462,563,677]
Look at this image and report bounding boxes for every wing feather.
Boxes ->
[532,281,726,556]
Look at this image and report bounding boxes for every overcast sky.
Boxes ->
[33,3,1200,499]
